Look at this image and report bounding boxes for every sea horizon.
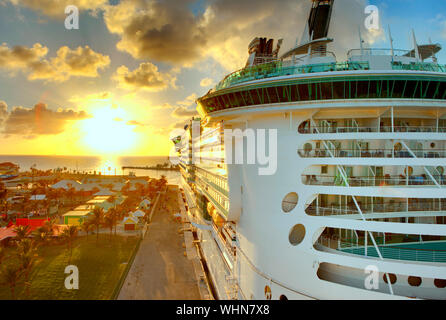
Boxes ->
[0,154,180,184]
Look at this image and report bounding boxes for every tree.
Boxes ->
[89,207,104,245]
[14,225,31,241]
[81,220,93,240]
[61,225,78,263]
[107,208,119,236]
[1,264,23,299]
[17,239,38,297]
[102,214,115,239]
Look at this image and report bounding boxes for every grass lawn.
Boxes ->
[0,235,140,300]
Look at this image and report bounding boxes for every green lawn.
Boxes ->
[0,235,140,300]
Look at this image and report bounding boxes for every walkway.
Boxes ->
[118,185,201,300]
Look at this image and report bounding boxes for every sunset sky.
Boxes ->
[0,0,445,156]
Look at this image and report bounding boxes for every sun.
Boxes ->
[80,106,138,154]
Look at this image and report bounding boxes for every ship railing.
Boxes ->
[298,148,446,158]
[392,61,446,73]
[318,236,446,263]
[347,48,412,58]
[306,201,446,216]
[299,126,446,134]
[214,60,370,91]
[302,174,446,187]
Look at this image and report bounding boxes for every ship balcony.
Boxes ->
[302,174,446,187]
[298,117,446,135]
[317,226,446,264]
[317,234,446,264]
[298,148,446,158]
[306,197,446,218]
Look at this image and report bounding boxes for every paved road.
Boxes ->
[118,186,200,300]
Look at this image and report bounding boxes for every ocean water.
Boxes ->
[0,155,181,185]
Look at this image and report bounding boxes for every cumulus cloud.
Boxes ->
[7,0,107,18]
[171,106,198,119]
[113,62,175,91]
[1,102,91,136]
[0,43,110,82]
[200,77,214,87]
[102,0,380,71]
[176,93,197,107]
[0,101,8,126]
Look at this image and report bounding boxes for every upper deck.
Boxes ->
[197,48,446,118]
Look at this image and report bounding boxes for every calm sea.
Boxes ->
[0,155,181,185]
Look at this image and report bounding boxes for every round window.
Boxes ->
[282,192,298,213]
[304,143,312,152]
[434,279,446,288]
[383,273,397,284]
[289,224,306,246]
[408,276,422,287]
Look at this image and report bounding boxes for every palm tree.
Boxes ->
[89,207,104,245]
[17,239,38,297]
[14,225,30,241]
[62,225,78,263]
[107,208,119,236]
[33,228,49,246]
[81,220,93,240]
[102,214,115,239]
[1,264,23,299]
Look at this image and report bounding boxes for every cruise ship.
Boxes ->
[173,0,446,300]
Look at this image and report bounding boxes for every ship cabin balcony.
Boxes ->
[302,165,446,187]
[316,227,446,264]
[298,139,446,159]
[306,194,446,220]
[298,117,446,134]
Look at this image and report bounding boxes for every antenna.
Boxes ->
[429,37,438,63]
[358,26,364,55]
[388,25,394,58]
[411,29,421,61]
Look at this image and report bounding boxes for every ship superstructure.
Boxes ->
[174,0,446,299]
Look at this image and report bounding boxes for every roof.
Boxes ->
[51,180,81,190]
[0,226,16,241]
[123,216,138,224]
[131,210,145,217]
[62,210,92,217]
[30,194,46,201]
[94,189,116,196]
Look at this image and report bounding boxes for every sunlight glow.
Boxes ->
[80,106,137,155]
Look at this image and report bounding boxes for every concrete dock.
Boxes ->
[117,185,201,300]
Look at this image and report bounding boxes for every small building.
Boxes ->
[131,210,145,218]
[63,210,92,226]
[123,216,138,231]
[139,199,151,210]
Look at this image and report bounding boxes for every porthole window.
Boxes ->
[434,279,446,288]
[289,224,306,246]
[303,143,313,155]
[264,286,272,300]
[279,294,288,300]
[408,276,422,287]
[383,273,397,284]
[404,166,413,176]
[282,192,298,213]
